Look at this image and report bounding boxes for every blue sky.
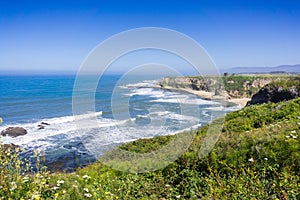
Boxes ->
[0,0,299,73]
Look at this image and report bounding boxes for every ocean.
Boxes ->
[0,75,238,171]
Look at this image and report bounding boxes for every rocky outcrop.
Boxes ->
[158,76,297,100]
[246,85,299,106]
[159,77,211,91]
[159,76,275,99]
[1,127,27,137]
[37,122,50,130]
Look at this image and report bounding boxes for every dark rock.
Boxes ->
[41,122,50,125]
[38,125,45,130]
[1,127,27,138]
[247,85,299,106]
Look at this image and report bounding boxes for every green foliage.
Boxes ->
[120,135,173,153]
[224,98,300,132]
[1,98,300,199]
[268,75,300,89]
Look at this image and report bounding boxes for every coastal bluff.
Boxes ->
[158,75,299,100]
[247,77,300,105]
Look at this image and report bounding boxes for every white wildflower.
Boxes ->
[248,158,254,162]
[264,157,268,161]
[22,176,29,183]
[285,135,290,138]
[82,175,91,179]
[83,188,89,193]
[31,193,41,200]
[84,193,92,198]
[10,182,17,191]
[176,195,181,199]
[56,180,64,187]
[57,180,64,184]
[290,134,298,139]
[291,130,296,134]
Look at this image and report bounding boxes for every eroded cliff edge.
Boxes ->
[157,75,300,106]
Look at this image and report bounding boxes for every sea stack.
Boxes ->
[1,127,27,138]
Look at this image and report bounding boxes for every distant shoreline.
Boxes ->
[153,85,250,107]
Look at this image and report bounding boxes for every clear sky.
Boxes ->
[0,0,299,73]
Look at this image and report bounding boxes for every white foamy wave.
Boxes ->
[149,110,171,117]
[140,110,198,122]
[122,80,158,89]
[48,111,103,124]
[122,80,220,107]
[0,109,200,148]
[127,87,219,106]
[125,87,191,104]
[0,107,209,170]
[167,112,199,122]
[124,87,168,98]
[124,88,156,97]
[0,111,103,147]
[151,97,219,105]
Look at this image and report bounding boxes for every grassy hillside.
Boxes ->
[1,97,299,199]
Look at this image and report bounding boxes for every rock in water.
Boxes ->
[1,127,27,137]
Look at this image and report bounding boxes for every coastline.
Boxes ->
[153,85,250,107]
[227,98,251,107]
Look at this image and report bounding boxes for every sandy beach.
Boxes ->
[227,98,251,107]
[154,85,251,107]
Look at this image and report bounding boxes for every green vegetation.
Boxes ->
[222,75,271,97]
[160,74,299,98]
[1,96,300,199]
[1,99,299,199]
[267,76,300,90]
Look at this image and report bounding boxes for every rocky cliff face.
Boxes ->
[159,75,300,104]
[159,76,278,99]
[246,84,300,106]
[159,77,214,91]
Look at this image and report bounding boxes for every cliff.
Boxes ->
[158,75,294,99]
[247,76,300,106]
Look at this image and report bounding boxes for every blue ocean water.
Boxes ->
[0,75,238,171]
